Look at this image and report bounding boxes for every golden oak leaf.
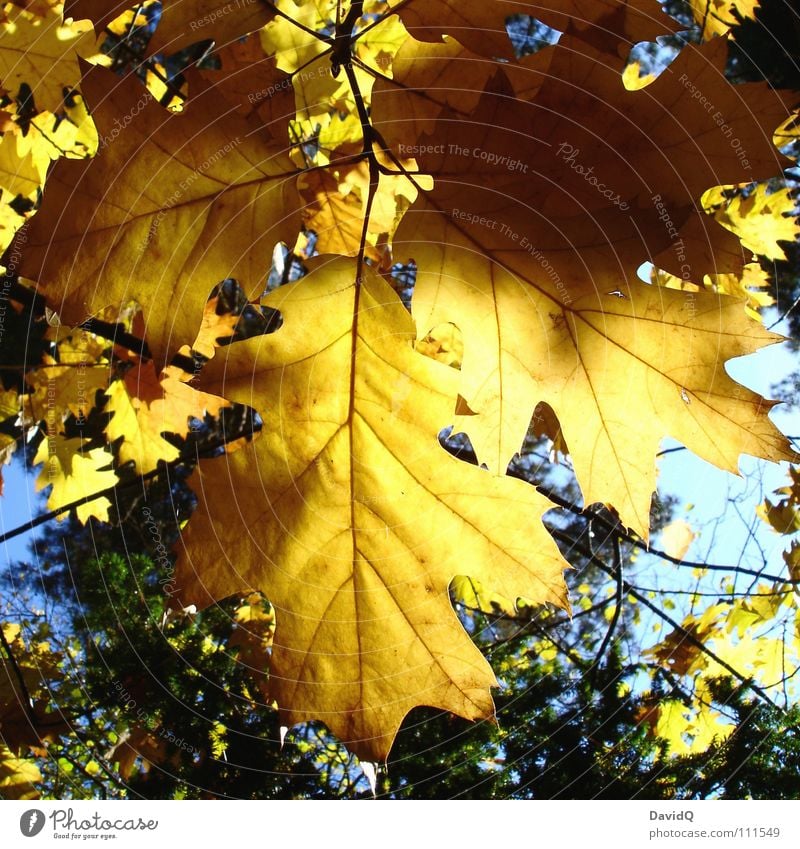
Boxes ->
[385,36,794,533]
[49,321,109,363]
[174,259,569,760]
[0,5,102,112]
[450,574,528,618]
[105,359,229,472]
[689,0,760,39]
[724,601,762,637]
[758,465,800,539]
[263,5,407,169]
[21,321,110,427]
[104,2,152,36]
[390,0,679,61]
[105,377,180,471]
[725,585,788,638]
[381,37,791,290]
[371,36,495,151]
[0,109,16,132]
[342,154,427,236]
[7,0,64,15]
[413,265,791,536]
[708,633,787,688]
[64,0,128,28]
[0,388,19,469]
[784,540,800,584]
[774,110,800,149]
[353,9,406,74]
[144,0,232,56]
[711,263,774,315]
[282,53,374,168]
[760,501,800,535]
[646,605,727,676]
[33,435,116,522]
[654,698,733,756]
[703,183,800,261]
[144,61,186,111]
[19,66,300,367]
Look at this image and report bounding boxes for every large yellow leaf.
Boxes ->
[379,37,791,289]
[19,66,301,367]
[390,0,679,61]
[174,258,569,759]
[384,36,795,533]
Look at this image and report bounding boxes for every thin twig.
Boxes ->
[590,533,623,678]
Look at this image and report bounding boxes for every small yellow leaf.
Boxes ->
[660,519,696,560]
[33,436,116,523]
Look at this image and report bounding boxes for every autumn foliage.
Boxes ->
[1,0,800,783]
